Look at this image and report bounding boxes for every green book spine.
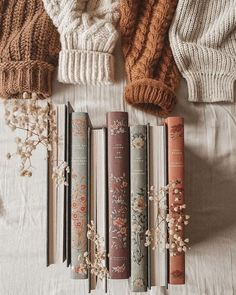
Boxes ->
[130,125,148,292]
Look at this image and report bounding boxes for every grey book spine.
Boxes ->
[71,112,89,279]
[130,125,148,292]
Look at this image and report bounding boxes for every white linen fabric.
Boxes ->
[0,48,236,295]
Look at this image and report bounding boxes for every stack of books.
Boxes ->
[47,104,186,292]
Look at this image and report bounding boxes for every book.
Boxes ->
[47,105,58,266]
[166,117,185,285]
[47,104,68,266]
[107,112,130,279]
[89,128,108,292]
[57,104,67,263]
[96,128,108,293]
[148,125,168,287]
[89,129,97,291]
[130,125,148,292]
[71,112,90,279]
[65,102,74,267]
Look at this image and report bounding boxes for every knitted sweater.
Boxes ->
[120,0,180,117]
[43,0,120,85]
[0,0,60,99]
[169,0,236,103]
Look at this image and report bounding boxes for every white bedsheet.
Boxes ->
[0,48,236,295]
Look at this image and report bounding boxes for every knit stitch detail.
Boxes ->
[58,50,115,85]
[184,72,235,103]
[43,0,120,85]
[125,78,176,116]
[0,0,60,99]
[0,61,54,98]
[120,0,179,116]
[169,0,236,102]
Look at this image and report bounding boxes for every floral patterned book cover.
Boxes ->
[70,112,89,279]
[166,117,185,285]
[107,112,130,279]
[130,125,148,292]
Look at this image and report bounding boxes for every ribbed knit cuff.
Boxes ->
[184,72,235,103]
[0,61,54,99]
[58,50,115,85]
[124,78,177,117]
[169,37,236,102]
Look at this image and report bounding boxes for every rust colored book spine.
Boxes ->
[166,117,185,285]
[107,112,130,279]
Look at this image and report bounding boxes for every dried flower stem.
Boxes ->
[4,93,69,185]
[78,221,108,280]
[145,180,190,255]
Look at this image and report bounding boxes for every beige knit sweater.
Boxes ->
[169,0,236,103]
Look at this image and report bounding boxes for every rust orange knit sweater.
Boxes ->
[0,0,60,99]
[120,0,180,117]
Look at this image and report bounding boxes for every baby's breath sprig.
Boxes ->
[145,184,168,249]
[4,93,56,177]
[52,161,70,186]
[4,93,69,185]
[166,182,190,256]
[78,221,108,280]
[145,180,190,255]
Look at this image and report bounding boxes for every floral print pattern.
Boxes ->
[109,174,129,250]
[72,117,87,138]
[131,189,147,265]
[71,173,87,255]
[170,124,184,140]
[112,263,126,273]
[133,278,145,288]
[110,119,128,136]
[131,132,146,149]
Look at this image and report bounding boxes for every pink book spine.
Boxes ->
[166,117,185,284]
[107,112,130,279]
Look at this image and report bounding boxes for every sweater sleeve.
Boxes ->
[0,0,60,99]
[120,0,180,117]
[43,0,120,85]
[169,0,236,103]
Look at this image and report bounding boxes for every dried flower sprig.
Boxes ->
[145,180,190,256]
[78,221,108,279]
[4,93,69,185]
[52,161,70,186]
[4,93,57,176]
[145,184,167,249]
[166,182,190,256]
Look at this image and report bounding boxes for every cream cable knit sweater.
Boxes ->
[43,0,120,85]
[169,1,236,102]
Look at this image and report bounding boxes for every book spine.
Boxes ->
[89,129,97,291]
[130,126,148,292]
[66,102,73,267]
[166,117,185,284]
[47,104,58,265]
[146,124,151,289]
[71,113,89,279]
[96,128,108,292]
[57,105,66,263]
[148,126,168,287]
[107,112,130,279]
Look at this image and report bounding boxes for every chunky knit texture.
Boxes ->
[43,0,120,85]
[169,0,236,103]
[120,0,180,117]
[0,0,60,99]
